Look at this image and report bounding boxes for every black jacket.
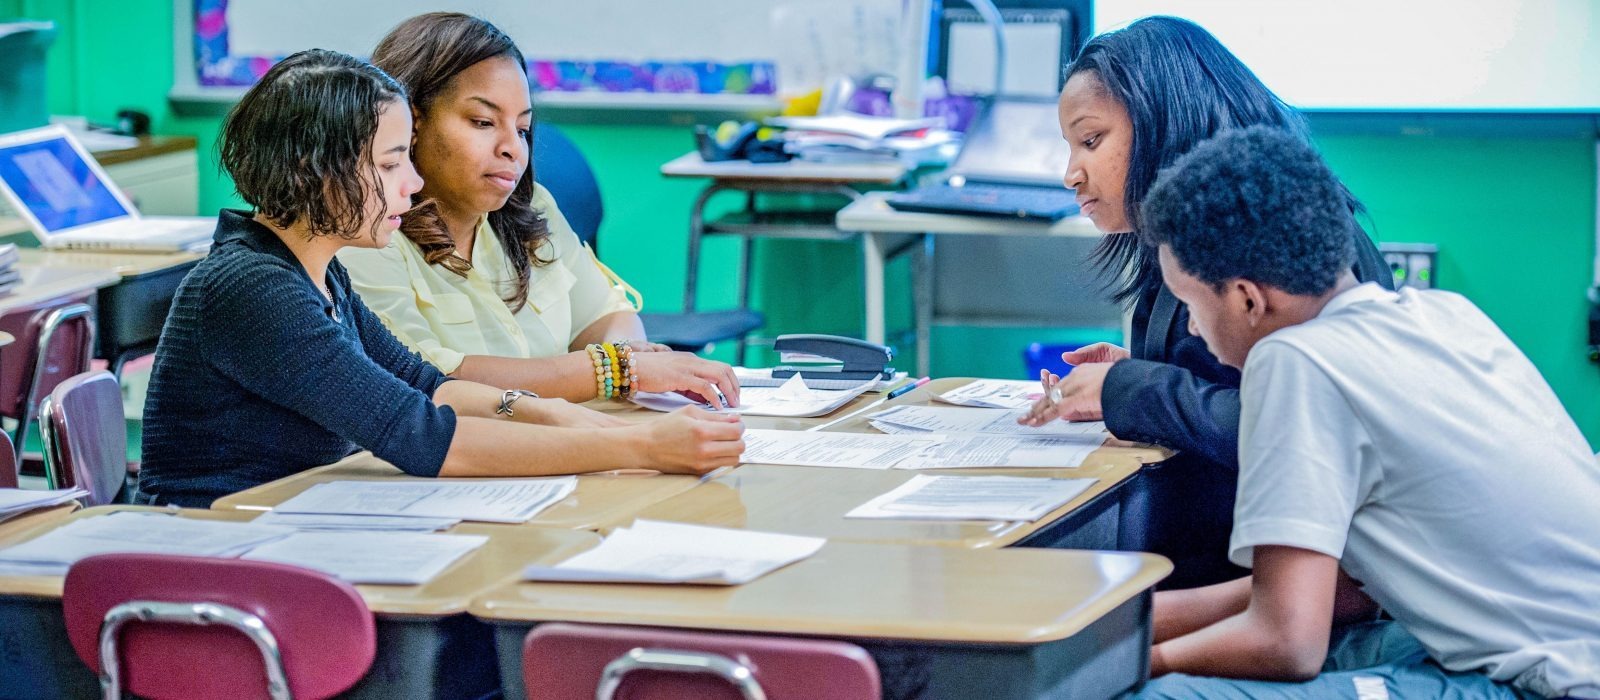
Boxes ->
[1101,223,1394,468]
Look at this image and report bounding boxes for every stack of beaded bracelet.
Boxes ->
[586,342,640,400]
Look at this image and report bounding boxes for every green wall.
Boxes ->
[17,0,1598,446]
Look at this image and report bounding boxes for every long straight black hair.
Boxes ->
[1065,16,1359,304]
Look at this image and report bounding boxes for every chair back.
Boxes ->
[63,553,377,700]
[0,431,16,488]
[533,124,605,250]
[0,296,96,418]
[40,370,125,504]
[523,623,880,700]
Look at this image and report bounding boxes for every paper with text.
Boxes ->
[634,374,870,417]
[740,429,942,469]
[868,405,1109,440]
[0,512,294,576]
[251,512,460,532]
[0,487,86,523]
[847,475,1096,521]
[934,379,1045,409]
[524,520,824,586]
[243,531,487,585]
[896,434,1100,469]
[272,478,577,523]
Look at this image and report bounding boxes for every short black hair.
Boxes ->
[219,49,406,240]
[1141,126,1355,296]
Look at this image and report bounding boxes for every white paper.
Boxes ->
[739,429,942,469]
[0,512,294,575]
[847,475,1096,521]
[633,374,871,418]
[935,379,1046,409]
[0,487,86,523]
[523,520,824,586]
[272,478,577,524]
[243,531,487,585]
[250,512,460,532]
[896,434,1100,469]
[868,405,1109,440]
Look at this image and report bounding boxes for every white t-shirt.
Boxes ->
[1233,282,1600,699]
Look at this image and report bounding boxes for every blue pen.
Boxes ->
[886,376,930,400]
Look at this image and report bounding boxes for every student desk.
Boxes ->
[626,377,1170,550]
[472,543,1172,700]
[835,192,1106,376]
[12,247,204,373]
[0,505,599,699]
[0,262,121,316]
[209,393,890,527]
[660,153,909,361]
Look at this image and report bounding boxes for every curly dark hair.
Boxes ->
[371,12,552,311]
[219,49,405,241]
[1064,16,1364,304]
[1141,126,1356,296]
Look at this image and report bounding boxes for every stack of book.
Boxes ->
[768,114,959,167]
[0,243,18,295]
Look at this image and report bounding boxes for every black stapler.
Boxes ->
[769,334,894,381]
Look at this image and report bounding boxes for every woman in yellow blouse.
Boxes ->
[339,12,740,407]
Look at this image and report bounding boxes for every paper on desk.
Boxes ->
[0,487,86,523]
[895,434,1101,469]
[251,512,460,532]
[868,405,1109,440]
[523,520,824,586]
[0,512,294,576]
[734,366,905,391]
[633,374,871,417]
[935,379,1045,409]
[243,531,487,585]
[272,478,577,524]
[740,429,942,469]
[847,475,1096,521]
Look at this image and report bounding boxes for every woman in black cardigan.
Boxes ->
[1020,17,1394,588]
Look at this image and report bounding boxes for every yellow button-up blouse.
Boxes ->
[338,184,639,373]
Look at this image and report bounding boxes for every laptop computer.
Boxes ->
[885,96,1080,220]
[0,125,214,251]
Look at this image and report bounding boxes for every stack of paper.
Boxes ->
[270,478,577,524]
[864,405,1109,469]
[733,366,906,391]
[847,475,1096,521]
[740,429,943,469]
[0,487,86,523]
[0,512,293,577]
[633,374,871,418]
[767,115,958,167]
[895,435,1102,469]
[523,520,824,585]
[250,512,460,532]
[244,531,487,585]
[934,379,1044,409]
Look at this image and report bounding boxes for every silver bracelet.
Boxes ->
[496,389,540,417]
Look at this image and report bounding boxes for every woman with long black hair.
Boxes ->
[1020,16,1394,588]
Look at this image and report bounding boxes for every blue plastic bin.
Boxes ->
[1024,342,1087,379]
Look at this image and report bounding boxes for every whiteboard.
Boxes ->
[1093,0,1600,112]
[189,0,906,98]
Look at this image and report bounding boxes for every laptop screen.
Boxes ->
[0,133,131,234]
[952,98,1073,187]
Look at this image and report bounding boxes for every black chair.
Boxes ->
[532,125,763,355]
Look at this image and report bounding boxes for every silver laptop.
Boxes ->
[0,125,213,251]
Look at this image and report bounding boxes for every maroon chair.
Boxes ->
[0,431,16,488]
[523,623,880,700]
[62,553,377,700]
[39,370,126,505]
[0,294,97,465]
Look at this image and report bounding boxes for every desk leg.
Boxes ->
[864,231,887,346]
[913,234,933,377]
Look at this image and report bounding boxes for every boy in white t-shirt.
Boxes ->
[1130,126,1600,699]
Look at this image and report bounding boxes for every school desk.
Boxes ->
[0,263,120,317]
[660,152,910,364]
[836,192,1106,375]
[12,247,204,374]
[0,504,598,700]
[471,543,1172,700]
